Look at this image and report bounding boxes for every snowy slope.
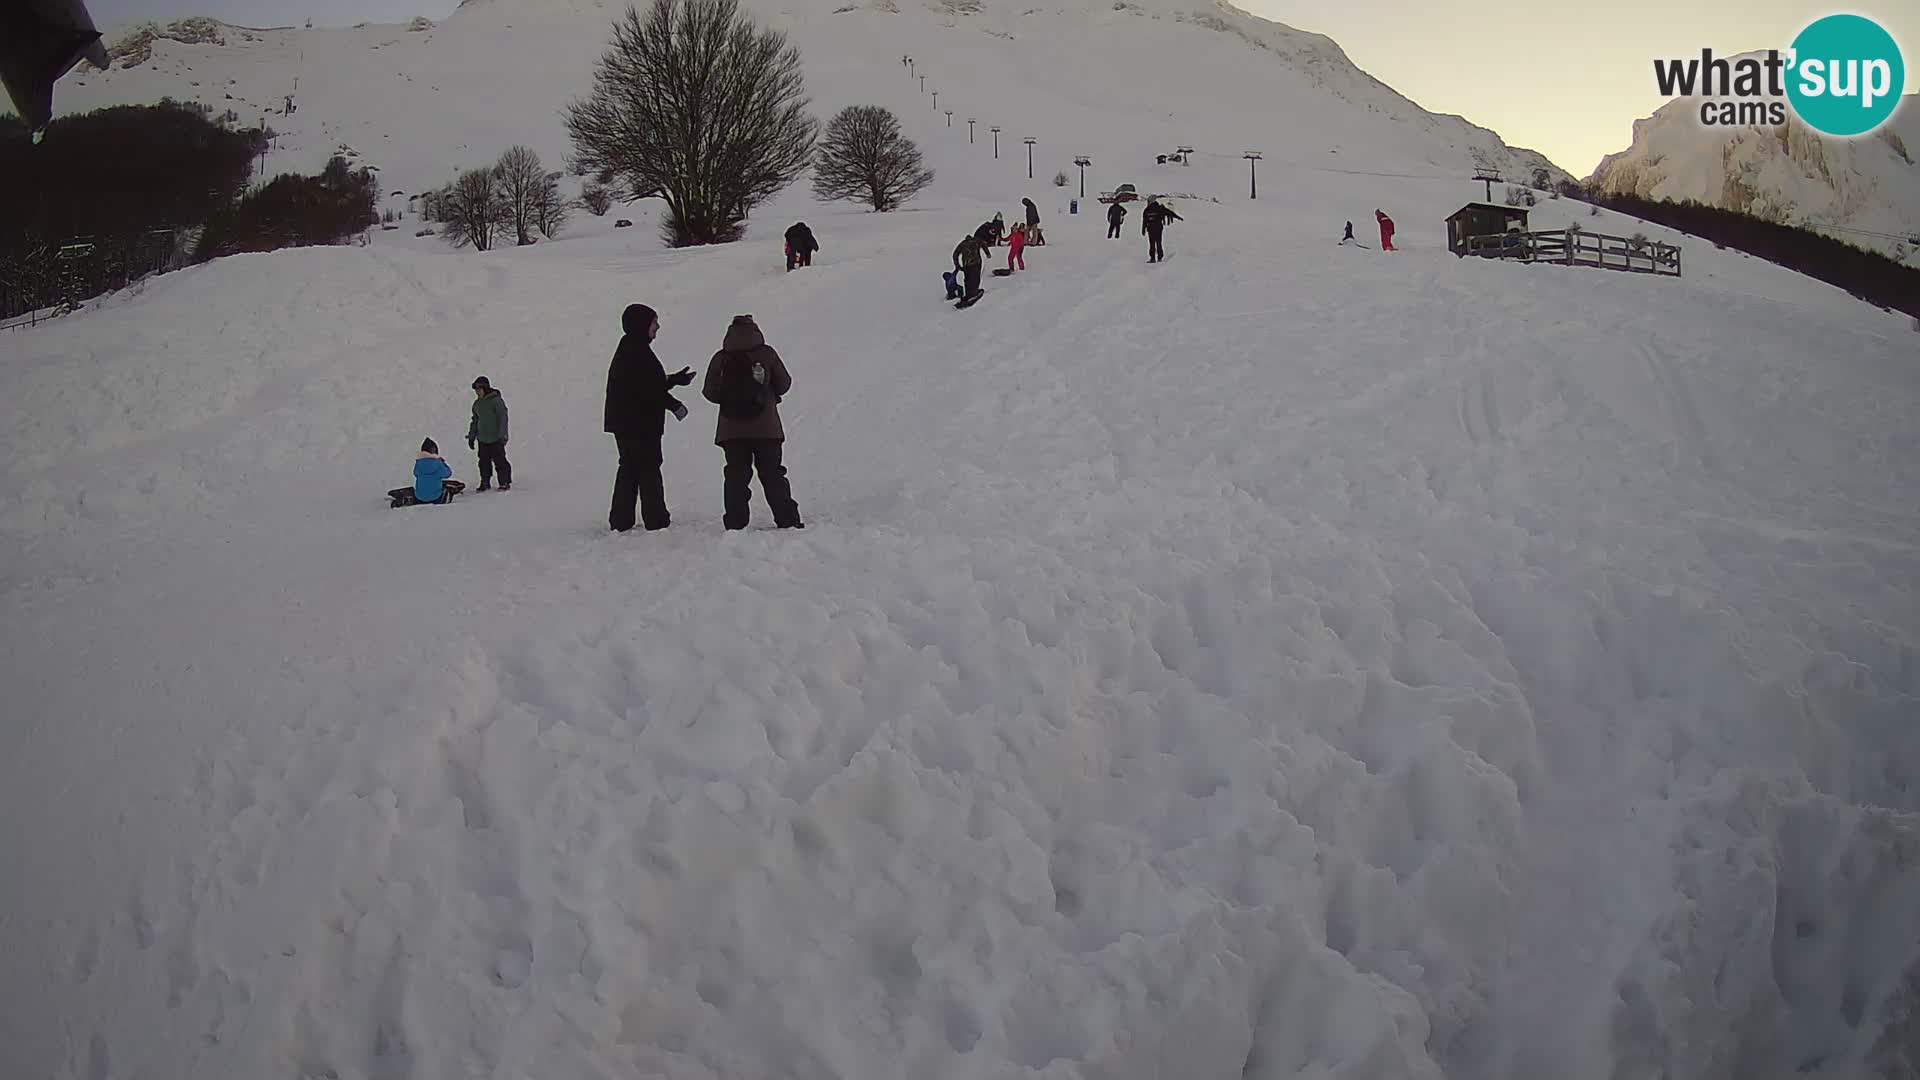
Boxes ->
[6,5,1920,1080]
[43,0,1569,208]
[1591,82,1920,258]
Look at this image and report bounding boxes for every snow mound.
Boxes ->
[4,5,1919,1080]
[3,176,1917,1077]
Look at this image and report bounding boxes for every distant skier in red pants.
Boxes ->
[1375,209,1395,251]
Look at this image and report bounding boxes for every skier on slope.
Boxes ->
[1107,200,1127,239]
[1141,197,1181,263]
[1375,209,1395,251]
[784,221,818,271]
[604,303,695,532]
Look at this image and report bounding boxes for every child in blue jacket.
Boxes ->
[389,438,467,507]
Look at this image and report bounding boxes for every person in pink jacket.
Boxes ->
[1005,222,1028,271]
[1376,209,1396,251]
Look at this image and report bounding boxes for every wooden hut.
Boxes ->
[1445,202,1531,256]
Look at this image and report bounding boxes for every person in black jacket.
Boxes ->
[784,222,818,271]
[1022,197,1044,245]
[1107,201,1127,238]
[1142,197,1182,263]
[604,303,694,532]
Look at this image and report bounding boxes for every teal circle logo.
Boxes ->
[1786,14,1905,136]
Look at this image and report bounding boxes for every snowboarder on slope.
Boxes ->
[389,438,466,507]
[784,221,818,271]
[702,315,804,530]
[604,303,695,532]
[1375,209,1395,251]
[953,233,987,300]
[468,377,511,491]
[1142,197,1181,263]
[1107,201,1127,238]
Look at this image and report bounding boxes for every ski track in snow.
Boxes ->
[7,14,1920,1080]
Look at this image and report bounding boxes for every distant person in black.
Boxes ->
[784,222,818,271]
[1022,197,1044,245]
[1142,197,1181,262]
[1107,201,1127,239]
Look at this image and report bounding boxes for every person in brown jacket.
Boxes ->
[701,315,804,530]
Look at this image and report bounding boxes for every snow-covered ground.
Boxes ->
[6,3,1920,1079]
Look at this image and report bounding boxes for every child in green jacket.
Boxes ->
[468,376,512,491]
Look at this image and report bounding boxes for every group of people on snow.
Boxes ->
[392,183,1398,521]
[394,307,805,532]
[946,197,1043,303]
[1102,196,1182,261]
[602,305,803,532]
[1340,209,1395,251]
[389,377,511,506]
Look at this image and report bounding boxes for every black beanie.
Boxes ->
[623,303,657,336]
[421,437,438,454]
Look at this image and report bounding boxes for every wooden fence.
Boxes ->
[1464,228,1682,277]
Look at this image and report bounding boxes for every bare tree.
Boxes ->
[533,179,570,239]
[494,145,563,245]
[811,105,933,212]
[581,181,614,216]
[441,168,508,250]
[565,0,817,246]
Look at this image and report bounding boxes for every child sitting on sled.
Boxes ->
[389,438,467,507]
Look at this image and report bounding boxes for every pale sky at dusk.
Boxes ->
[87,0,1918,175]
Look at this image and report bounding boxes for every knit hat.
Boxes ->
[471,376,490,390]
[421,437,439,454]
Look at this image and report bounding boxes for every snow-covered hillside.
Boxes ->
[44,0,1569,205]
[6,4,1920,1080]
[1591,83,1920,258]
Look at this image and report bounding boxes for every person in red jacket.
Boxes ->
[1375,209,1395,251]
[1005,222,1028,271]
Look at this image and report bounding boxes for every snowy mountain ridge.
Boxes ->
[53,0,1571,199]
[1590,77,1920,256]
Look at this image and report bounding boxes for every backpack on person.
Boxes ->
[717,352,768,419]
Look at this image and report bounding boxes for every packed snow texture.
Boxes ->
[5,3,1920,1080]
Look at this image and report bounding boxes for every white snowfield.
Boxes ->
[5,3,1920,1080]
